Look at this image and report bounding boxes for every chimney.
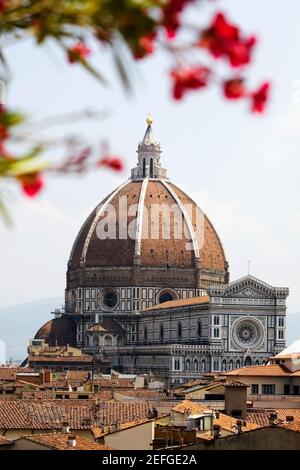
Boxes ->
[67,433,76,447]
[286,416,294,422]
[269,412,278,426]
[111,421,118,433]
[213,424,220,438]
[40,369,52,385]
[62,421,70,433]
[236,419,243,434]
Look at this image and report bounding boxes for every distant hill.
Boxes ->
[0,299,299,362]
[0,298,63,362]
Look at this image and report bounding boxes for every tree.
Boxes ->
[0,1,270,215]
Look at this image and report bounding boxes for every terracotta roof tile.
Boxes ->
[66,371,91,381]
[22,432,114,450]
[89,378,134,389]
[0,368,35,381]
[247,408,300,427]
[29,354,92,363]
[143,296,210,312]
[0,435,13,446]
[226,364,293,377]
[171,400,210,415]
[116,389,167,399]
[0,400,152,430]
[214,413,260,433]
[87,318,123,334]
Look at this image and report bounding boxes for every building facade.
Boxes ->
[35,118,289,384]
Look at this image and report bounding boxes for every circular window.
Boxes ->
[99,289,119,311]
[233,318,263,349]
[104,291,118,308]
[236,323,256,344]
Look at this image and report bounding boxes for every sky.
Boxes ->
[1,0,300,316]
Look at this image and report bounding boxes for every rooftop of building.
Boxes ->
[19,432,114,451]
[143,295,210,312]
[226,363,300,377]
[0,399,153,430]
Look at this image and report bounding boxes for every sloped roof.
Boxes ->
[87,318,123,334]
[21,432,114,450]
[225,364,300,377]
[0,400,152,430]
[143,296,210,312]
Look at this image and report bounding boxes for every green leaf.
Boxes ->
[80,59,109,85]
[0,198,12,226]
[112,45,133,94]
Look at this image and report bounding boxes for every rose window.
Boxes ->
[236,322,257,344]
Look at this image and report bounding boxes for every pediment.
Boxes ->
[224,275,275,299]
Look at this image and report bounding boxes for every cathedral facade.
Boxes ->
[35,118,289,384]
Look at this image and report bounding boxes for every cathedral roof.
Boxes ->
[34,316,76,347]
[68,119,227,286]
[143,295,210,311]
[86,318,123,334]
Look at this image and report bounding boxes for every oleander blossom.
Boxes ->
[251,82,270,113]
[223,78,246,99]
[200,12,257,68]
[170,65,211,100]
[162,0,195,39]
[98,156,124,172]
[67,42,91,63]
[133,33,156,60]
[19,173,44,197]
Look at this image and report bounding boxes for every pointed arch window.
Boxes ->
[150,158,154,178]
[143,158,146,177]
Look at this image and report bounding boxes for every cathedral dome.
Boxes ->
[66,118,228,312]
[69,180,227,275]
[34,316,76,347]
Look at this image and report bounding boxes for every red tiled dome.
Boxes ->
[69,179,226,272]
[66,119,228,292]
[34,316,76,347]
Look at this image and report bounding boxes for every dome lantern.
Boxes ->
[131,115,167,180]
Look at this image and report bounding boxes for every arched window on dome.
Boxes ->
[255,359,260,366]
[236,359,241,369]
[194,359,199,372]
[159,324,164,342]
[93,335,99,347]
[201,359,206,372]
[229,360,234,370]
[143,158,146,177]
[185,359,191,371]
[222,359,227,371]
[177,322,182,340]
[150,158,154,178]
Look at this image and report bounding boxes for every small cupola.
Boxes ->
[131,115,168,180]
